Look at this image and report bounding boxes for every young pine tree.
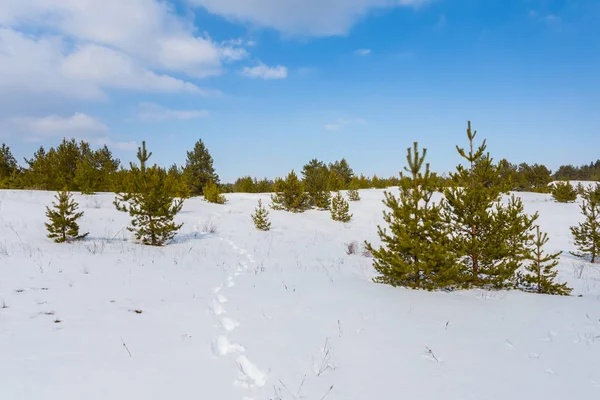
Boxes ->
[114,142,184,246]
[570,185,600,263]
[444,122,534,288]
[251,199,271,231]
[45,191,89,243]
[270,170,310,213]
[347,188,361,201]
[551,181,578,203]
[203,180,227,204]
[183,139,219,195]
[330,191,352,222]
[493,194,538,288]
[519,226,571,295]
[365,143,458,290]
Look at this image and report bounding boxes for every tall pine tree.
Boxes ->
[366,143,458,289]
[570,185,600,263]
[114,142,184,246]
[0,143,19,188]
[45,190,88,243]
[302,159,331,209]
[183,139,219,195]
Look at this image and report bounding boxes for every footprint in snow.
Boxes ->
[211,336,245,356]
[217,294,228,303]
[209,300,226,315]
[234,355,268,388]
[221,317,240,332]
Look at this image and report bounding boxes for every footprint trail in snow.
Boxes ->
[208,235,268,397]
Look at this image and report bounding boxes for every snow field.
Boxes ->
[0,189,599,399]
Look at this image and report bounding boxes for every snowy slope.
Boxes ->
[0,189,599,400]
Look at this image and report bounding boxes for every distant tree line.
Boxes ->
[1,138,599,197]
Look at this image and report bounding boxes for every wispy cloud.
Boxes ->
[241,63,288,79]
[354,48,372,56]
[528,10,562,24]
[324,117,366,131]
[324,124,342,131]
[137,103,209,121]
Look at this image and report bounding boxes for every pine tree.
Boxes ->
[183,139,218,195]
[329,159,354,186]
[494,194,538,288]
[365,143,458,289]
[347,188,360,201]
[551,181,577,203]
[203,180,227,204]
[302,159,331,209]
[166,164,191,199]
[444,122,534,288]
[251,199,271,231]
[346,179,361,201]
[570,185,600,263]
[520,226,571,295]
[330,191,352,222]
[74,143,98,195]
[53,139,84,191]
[45,190,88,243]
[23,146,52,190]
[270,170,310,213]
[327,169,345,191]
[114,142,184,246]
[0,143,19,189]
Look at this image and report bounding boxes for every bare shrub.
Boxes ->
[345,241,359,255]
[200,219,218,234]
[361,244,373,258]
[573,264,585,279]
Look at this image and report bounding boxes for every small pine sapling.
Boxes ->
[251,199,271,231]
[330,191,352,222]
[270,170,310,213]
[366,142,458,289]
[347,189,360,201]
[520,226,571,295]
[570,185,600,263]
[203,180,227,204]
[551,181,577,203]
[45,190,89,243]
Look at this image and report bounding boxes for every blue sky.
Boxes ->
[0,0,599,182]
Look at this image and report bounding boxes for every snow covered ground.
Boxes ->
[1,189,599,400]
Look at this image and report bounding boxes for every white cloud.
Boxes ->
[324,117,366,131]
[188,0,426,36]
[10,112,136,150]
[0,29,210,100]
[0,0,254,101]
[0,0,244,77]
[241,63,288,79]
[354,48,372,56]
[138,103,210,121]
